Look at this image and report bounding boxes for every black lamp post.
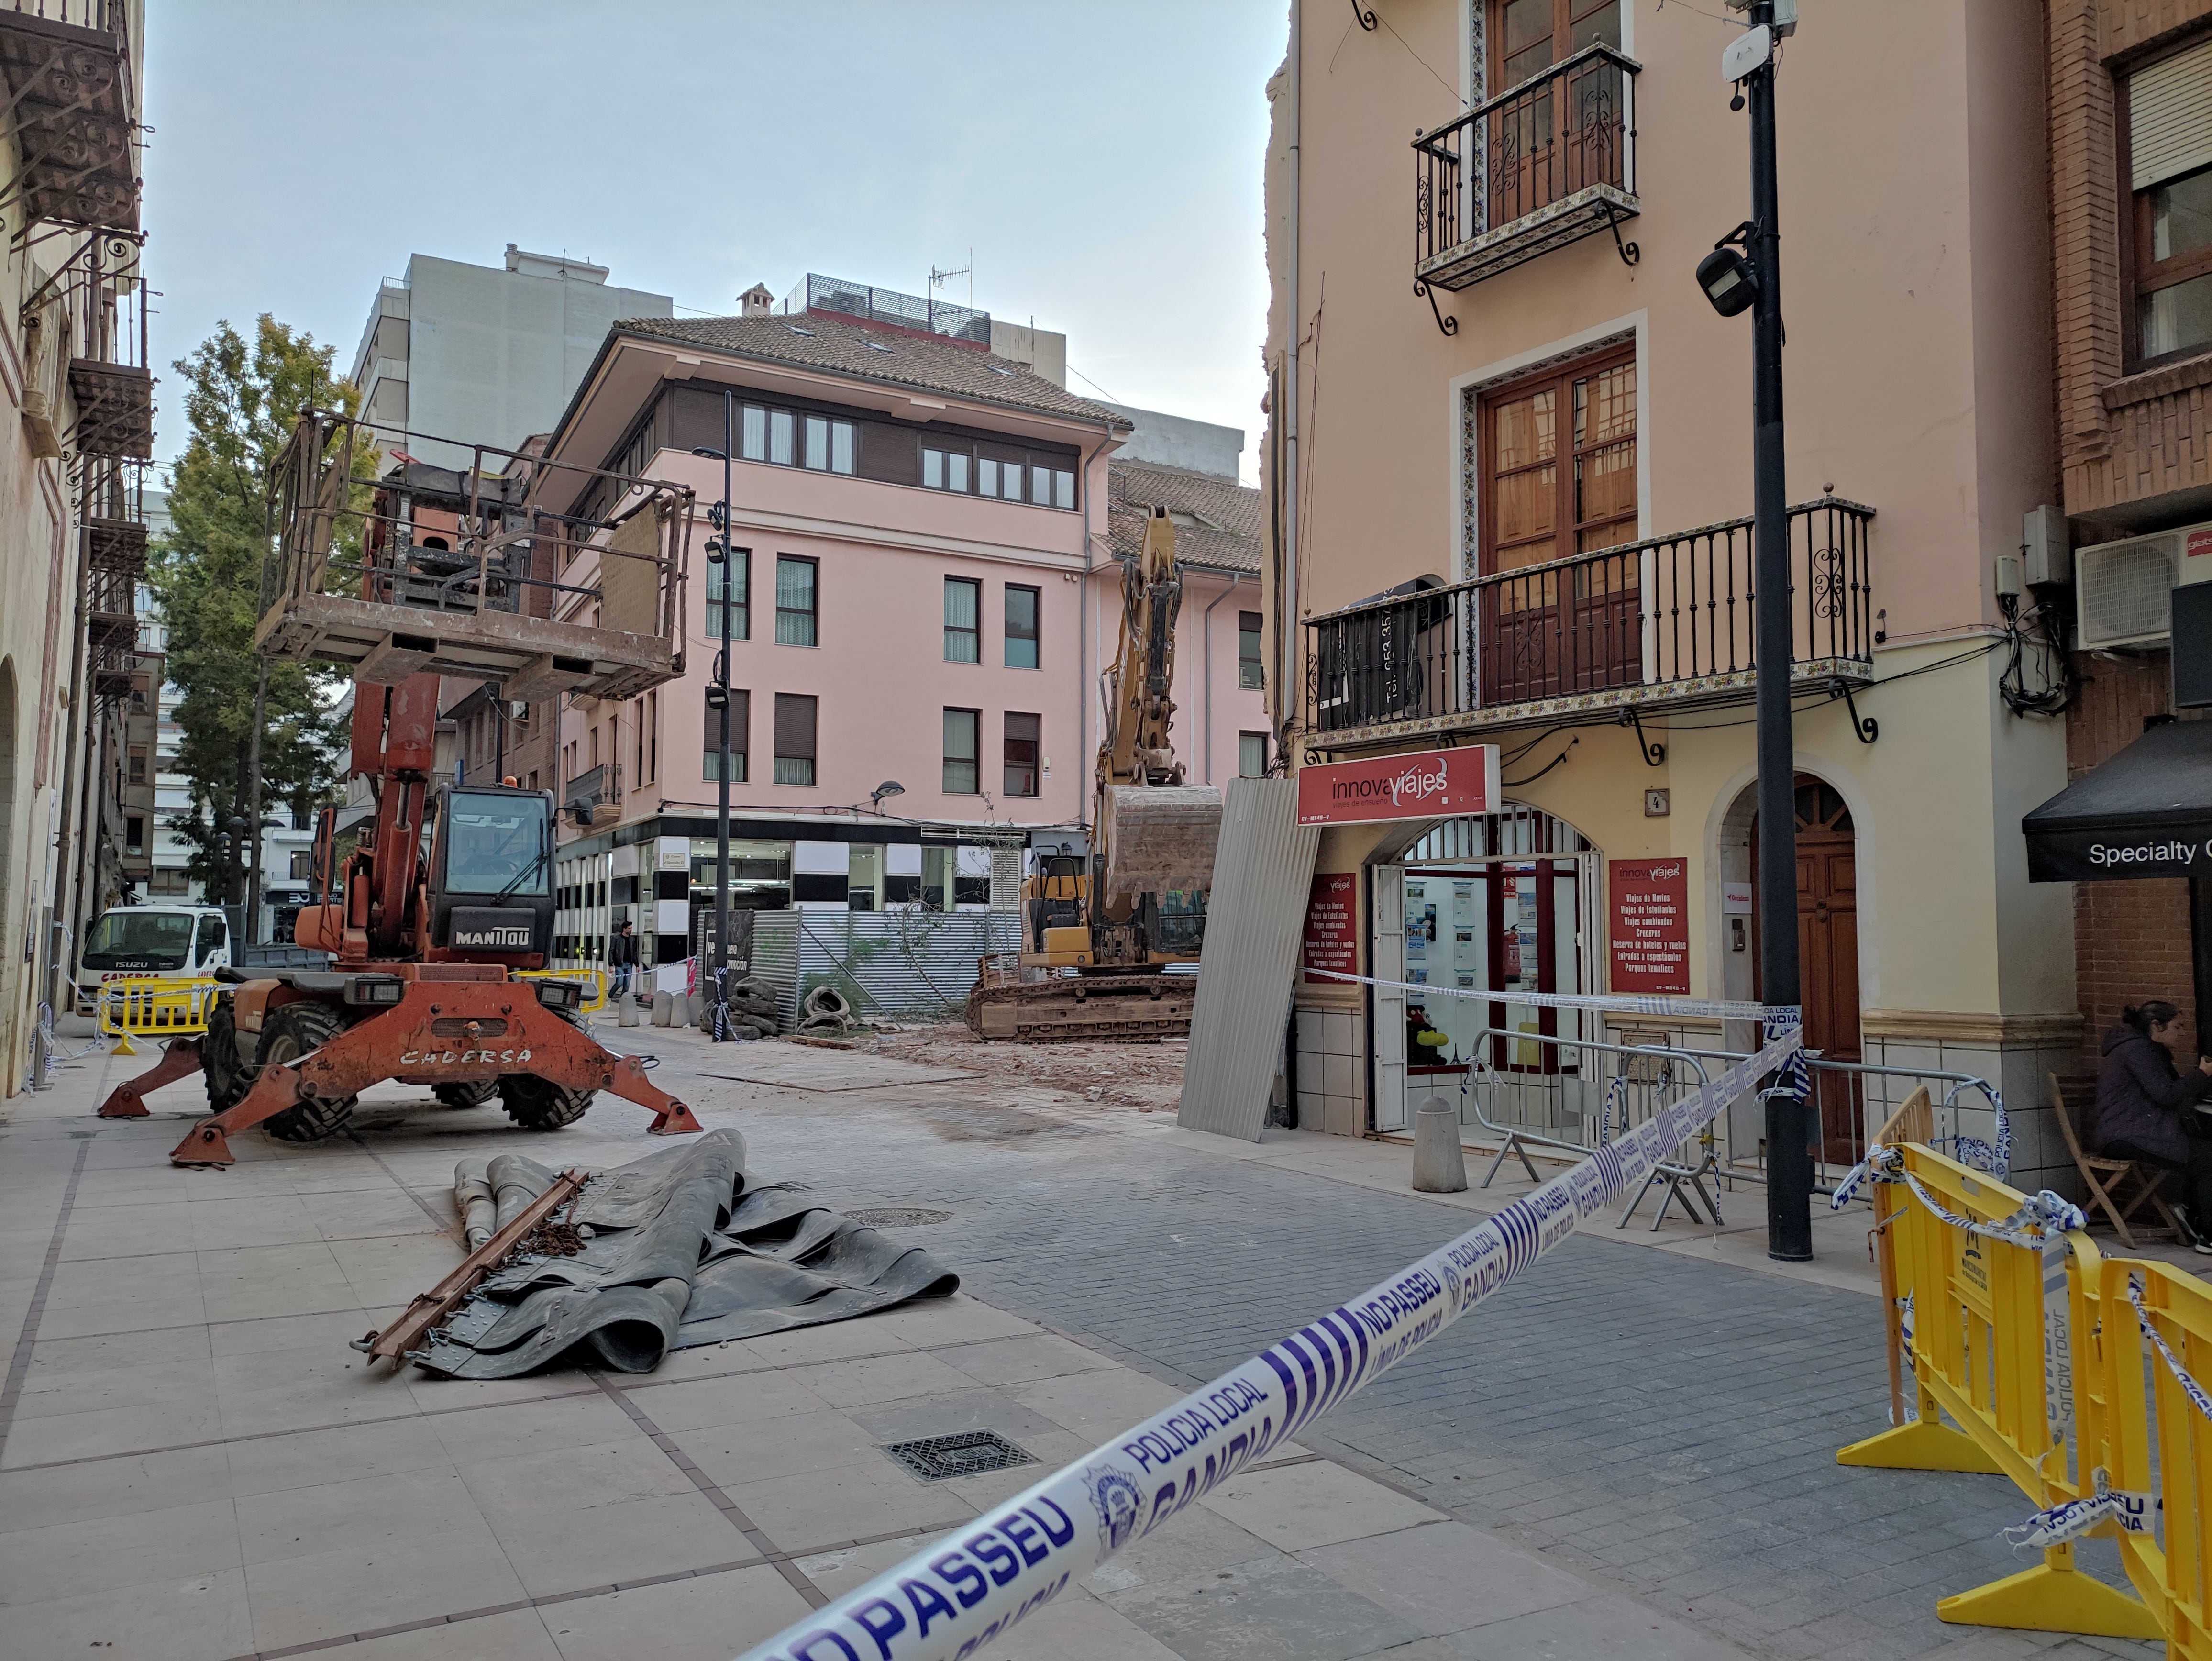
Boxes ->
[1702,0,1809,1261]
[224,813,249,943]
[691,416,736,1041]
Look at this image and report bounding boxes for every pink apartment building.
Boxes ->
[528,279,1263,981]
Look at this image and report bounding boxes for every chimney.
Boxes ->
[740,283,774,318]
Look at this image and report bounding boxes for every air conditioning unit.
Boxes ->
[2076,528,2189,649]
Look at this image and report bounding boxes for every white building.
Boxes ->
[351,245,673,467]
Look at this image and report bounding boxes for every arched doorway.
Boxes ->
[1752,775,1861,1162]
[1368,805,1599,1133]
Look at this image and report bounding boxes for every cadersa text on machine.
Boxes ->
[2086,840,2210,868]
[1332,764,1451,807]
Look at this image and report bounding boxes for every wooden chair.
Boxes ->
[2050,1072,2179,1248]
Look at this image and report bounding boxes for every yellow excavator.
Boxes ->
[966,506,1222,1041]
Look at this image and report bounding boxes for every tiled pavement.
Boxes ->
[0,1021,2168,1660]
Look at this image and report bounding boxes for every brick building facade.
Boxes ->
[2048,0,2212,1067]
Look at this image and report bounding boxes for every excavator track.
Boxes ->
[964,974,1195,1043]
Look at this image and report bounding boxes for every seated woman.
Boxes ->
[2093,1000,2212,1252]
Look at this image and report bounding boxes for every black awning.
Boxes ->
[2023,720,2212,882]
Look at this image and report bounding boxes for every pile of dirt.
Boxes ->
[869,1022,1187,1115]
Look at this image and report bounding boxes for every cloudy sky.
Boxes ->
[142,1,1285,481]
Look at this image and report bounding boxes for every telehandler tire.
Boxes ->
[255,1002,358,1143]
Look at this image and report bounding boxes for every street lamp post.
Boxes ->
[692,413,736,1041]
[1700,0,1809,1261]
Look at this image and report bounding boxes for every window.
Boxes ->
[2129,38,2212,363]
[1000,463,1022,503]
[1055,470,1074,509]
[775,554,818,646]
[979,458,999,498]
[1004,712,1040,797]
[1481,345,1637,578]
[924,448,943,489]
[1239,731,1270,778]
[942,708,979,794]
[126,747,147,785]
[774,692,817,785]
[1005,585,1040,668]
[832,421,854,474]
[950,453,969,492]
[1485,0,1626,225]
[707,548,751,640]
[742,404,767,461]
[804,415,828,470]
[1238,611,1264,689]
[704,688,750,782]
[289,850,311,881]
[770,408,795,465]
[1032,465,1051,506]
[944,577,981,663]
[124,816,144,853]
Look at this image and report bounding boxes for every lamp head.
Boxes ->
[1695,245,1758,317]
[870,780,906,808]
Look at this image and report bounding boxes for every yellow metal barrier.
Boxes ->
[2084,1251,2212,1654]
[96,976,222,1055]
[512,967,608,1013]
[1837,1141,2162,1641]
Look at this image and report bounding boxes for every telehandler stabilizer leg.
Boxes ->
[96,1038,205,1119]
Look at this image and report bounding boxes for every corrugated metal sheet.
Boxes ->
[736,909,1020,1030]
[1177,777,1320,1141]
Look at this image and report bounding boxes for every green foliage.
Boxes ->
[149,316,376,836]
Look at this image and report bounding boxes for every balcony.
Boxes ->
[563,763,621,825]
[84,552,133,647]
[82,453,145,570]
[88,638,135,698]
[1303,498,1874,747]
[1414,44,1639,292]
[0,2,138,234]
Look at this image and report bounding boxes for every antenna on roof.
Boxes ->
[929,252,973,316]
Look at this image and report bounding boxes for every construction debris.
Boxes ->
[406,1128,957,1377]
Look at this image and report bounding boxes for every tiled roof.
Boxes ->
[1107,459,1262,574]
[611,310,1127,428]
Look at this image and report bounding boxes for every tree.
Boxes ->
[149,316,374,900]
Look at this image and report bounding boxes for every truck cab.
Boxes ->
[427,785,555,961]
[76,903,232,1011]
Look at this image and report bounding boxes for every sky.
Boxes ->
[142,0,1285,483]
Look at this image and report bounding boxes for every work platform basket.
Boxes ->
[255,410,695,702]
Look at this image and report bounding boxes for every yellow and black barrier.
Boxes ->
[512,967,608,1013]
[96,976,222,1055]
[1838,1136,2212,1650]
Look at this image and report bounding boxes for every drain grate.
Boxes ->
[847,1207,952,1228]
[882,1430,1037,1483]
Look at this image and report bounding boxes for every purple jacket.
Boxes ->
[2091,1024,2212,1165]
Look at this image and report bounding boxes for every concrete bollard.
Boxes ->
[1412,1095,1468,1193]
[686,993,707,1029]
[651,990,673,1027]
[618,990,639,1027]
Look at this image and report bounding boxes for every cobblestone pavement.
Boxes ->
[698,1040,2160,1661]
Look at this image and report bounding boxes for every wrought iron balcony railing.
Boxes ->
[1414,43,1639,292]
[1304,497,1873,742]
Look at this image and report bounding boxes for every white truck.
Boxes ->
[76,903,232,1012]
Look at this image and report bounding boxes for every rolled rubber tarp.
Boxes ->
[417,1128,957,1378]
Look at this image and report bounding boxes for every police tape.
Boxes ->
[732,1025,1804,1661]
[1299,966,1778,1024]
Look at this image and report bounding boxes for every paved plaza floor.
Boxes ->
[0,1018,2171,1661]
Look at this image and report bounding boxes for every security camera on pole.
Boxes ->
[1697,0,1811,1261]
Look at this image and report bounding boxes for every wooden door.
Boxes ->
[1753,779,1862,1163]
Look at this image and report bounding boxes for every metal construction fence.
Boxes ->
[740,909,1021,1030]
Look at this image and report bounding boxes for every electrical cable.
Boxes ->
[1994,591,2075,717]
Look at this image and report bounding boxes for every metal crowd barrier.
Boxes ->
[96,976,221,1054]
[1836,1134,2210,1647]
[1447,1026,1740,1230]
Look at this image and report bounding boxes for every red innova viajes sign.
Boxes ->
[1296,746,1502,827]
